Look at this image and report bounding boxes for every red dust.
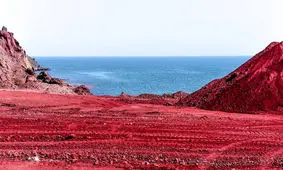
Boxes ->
[0,90,283,169]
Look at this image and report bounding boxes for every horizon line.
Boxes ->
[34,55,251,58]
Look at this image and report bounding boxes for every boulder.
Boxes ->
[49,78,66,86]
[73,85,91,95]
[25,68,35,75]
[1,26,7,32]
[26,75,37,83]
[37,72,52,83]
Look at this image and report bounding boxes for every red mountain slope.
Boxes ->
[179,42,283,113]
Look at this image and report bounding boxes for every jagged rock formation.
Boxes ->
[0,27,91,95]
[178,42,283,113]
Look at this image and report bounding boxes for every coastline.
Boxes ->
[0,26,282,168]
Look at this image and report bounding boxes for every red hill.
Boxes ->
[178,42,283,113]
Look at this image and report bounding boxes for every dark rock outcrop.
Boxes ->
[0,26,91,95]
[73,85,91,95]
[37,72,52,83]
[163,91,189,100]
[1,26,7,32]
[178,42,283,113]
[120,91,189,105]
[49,78,66,86]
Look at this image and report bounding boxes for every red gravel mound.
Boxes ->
[179,42,283,113]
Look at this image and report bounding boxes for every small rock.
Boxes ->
[25,68,35,75]
[37,71,52,83]
[93,159,99,166]
[34,156,40,162]
[180,160,186,165]
[49,78,65,86]
[120,92,130,98]
[153,163,159,167]
[142,161,150,165]
[1,26,7,32]
[26,75,37,82]
[73,85,91,95]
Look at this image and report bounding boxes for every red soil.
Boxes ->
[1,90,283,169]
[179,42,283,113]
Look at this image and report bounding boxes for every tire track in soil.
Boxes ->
[0,91,283,169]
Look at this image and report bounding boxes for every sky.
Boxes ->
[0,0,283,57]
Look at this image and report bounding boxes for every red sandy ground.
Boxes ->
[0,90,283,169]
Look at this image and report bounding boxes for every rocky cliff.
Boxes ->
[0,26,91,95]
[178,42,283,113]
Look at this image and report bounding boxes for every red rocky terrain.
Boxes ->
[0,90,283,169]
[0,26,90,95]
[179,42,283,113]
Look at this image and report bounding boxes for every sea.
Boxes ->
[35,57,250,96]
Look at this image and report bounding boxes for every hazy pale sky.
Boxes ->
[0,0,283,56]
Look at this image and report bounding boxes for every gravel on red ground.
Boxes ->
[0,90,283,169]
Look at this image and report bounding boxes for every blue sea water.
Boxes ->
[35,57,250,96]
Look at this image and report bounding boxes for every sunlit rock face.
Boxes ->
[0,27,91,95]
